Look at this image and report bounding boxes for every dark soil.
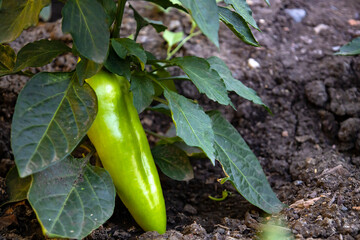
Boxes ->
[1,0,360,239]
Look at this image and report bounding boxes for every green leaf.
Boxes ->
[147,103,171,116]
[14,39,71,71]
[97,0,117,27]
[1,167,31,207]
[62,0,110,63]
[218,7,259,47]
[146,51,157,61]
[104,46,131,80]
[0,0,50,43]
[76,58,102,85]
[0,0,2,9]
[223,0,259,31]
[39,3,51,21]
[335,37,360,56]
[174,141,206,158]
[28,155,115,239]
[208,111,284,214]
[0,44,16,74]
[152,144,194,181]
[163,30,184,49]
[145,0,187,11]
[164,89,215,163]
[171,56,231,106]
[11,72,97,177]
[130,73,155,113]
[130,4,167,40]
[111,38,147,70]
[207,56,269,111]
[158,125,207,158]
[179,0,219,47]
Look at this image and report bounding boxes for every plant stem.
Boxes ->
[166,31,202,60]
[144,129,167,140]
[149,64,173,73]
[16,71,34,77]
[157,76,190,81]
[112,0,127,38]
[153,96,168,105]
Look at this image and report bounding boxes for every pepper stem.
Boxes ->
[112,0,127,38]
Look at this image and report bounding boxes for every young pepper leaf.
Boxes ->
[62,0,109,63]
[152,144,194,181]
[0,0,50,43]
[0,167,31,207]
[171,56,232,106]
[111,38,147,70]
[28,155,115,239]
[163,30,184,50]
[14,39,71,72]
[11,72,97,177]
[218,7,259,47]
[164,89,216,163]
[207,56,269,112]
[179,0,219,47]
[208,111,284,214]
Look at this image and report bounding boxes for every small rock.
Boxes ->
[294,180,303,186]
[295,135,313,143]
[314,24,329,34]
[341,205,349,211]
[305,157,316,165]
[169,20,181,30]
[282,130,289,137]
[305,80,328,107]
[348,19,360,26]
[338,118,360,142]
[285,8,307,23]
[332,46,341,52]
[247,58,260,69]
[183,204,197,215]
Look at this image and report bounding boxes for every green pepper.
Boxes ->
[86,71,166,234]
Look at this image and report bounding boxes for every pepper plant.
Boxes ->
[0,0,284,238]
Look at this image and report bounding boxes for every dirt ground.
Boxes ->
[1,0,360,239]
